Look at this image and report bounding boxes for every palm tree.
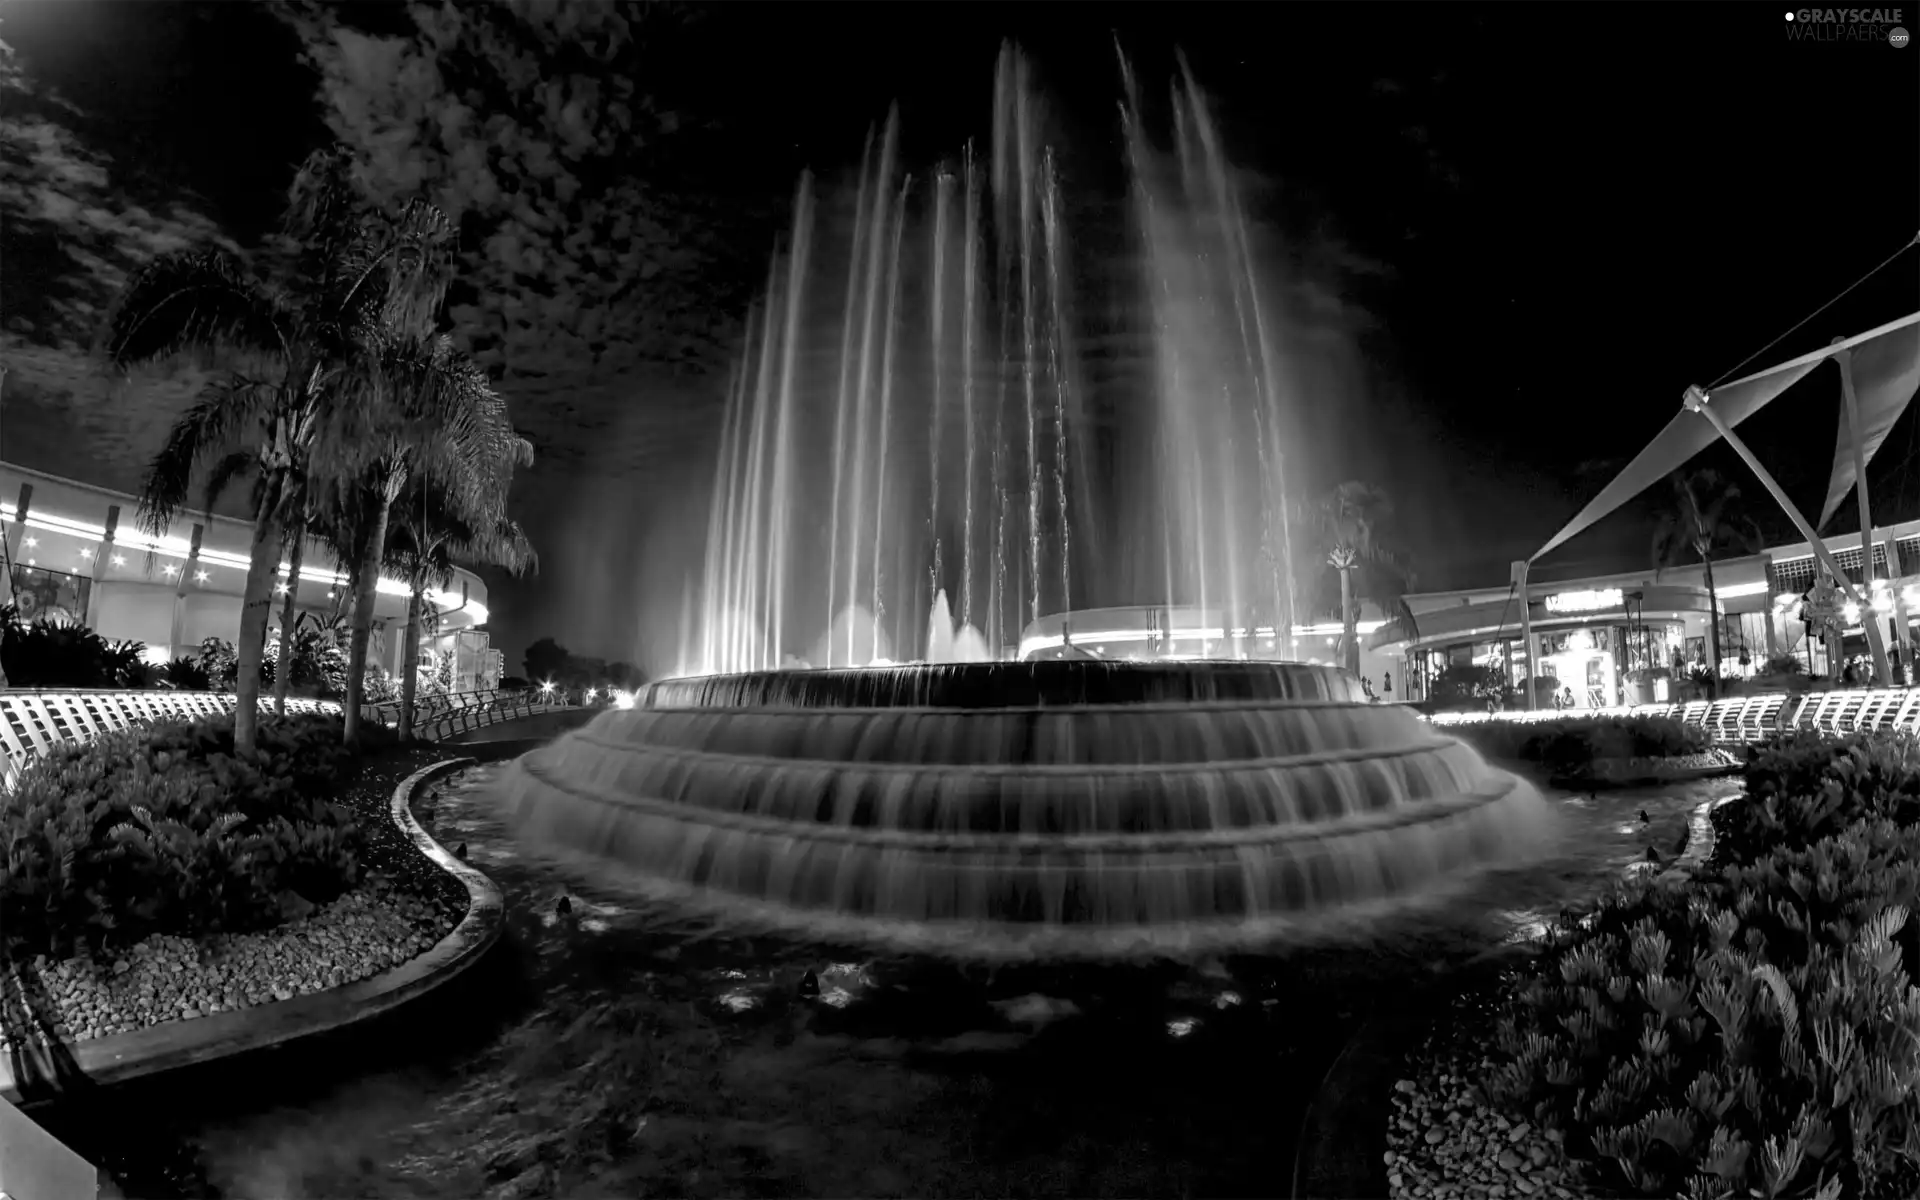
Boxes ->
[386,468,535,741]
[1653,468,1763,686]
[1304,482,1414,676]
[98,148,456,754]
[329,334,523,743]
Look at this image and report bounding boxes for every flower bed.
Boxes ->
[1448,715,1734,788]
[0,713,462,1054]
[1385,731,1920,1200]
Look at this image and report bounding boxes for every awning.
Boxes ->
[1819,320,1920,527]
[1532,313,1920,564]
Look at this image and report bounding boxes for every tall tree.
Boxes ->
[1653,467,1763,684]
[1304,481,1414,677]
[386,462,535,740]
[330,333,523,743]
[99,148,458,754]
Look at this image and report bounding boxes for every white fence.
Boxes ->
[0,687,567,790]
[1429,687,1920,743]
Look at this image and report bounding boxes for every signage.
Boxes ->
[1544,587,1623,614]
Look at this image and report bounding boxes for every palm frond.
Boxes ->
[200,450,260,524]
[100,251,290,369]
[136,373,278,538]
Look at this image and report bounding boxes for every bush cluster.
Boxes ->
[1491,731,1920,1199]
[0,713,369,960]
[1453,715,1710,771]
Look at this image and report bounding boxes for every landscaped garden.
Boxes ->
[0,711,462,1065]
[1384,729,1920,1200]
[1448,714,1742,788]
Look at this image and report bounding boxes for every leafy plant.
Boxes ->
[1710,733,1920,867]
[1,604,141,688]
[1491,819,1920,1199]
[1452,715,1709,768]
[0,712,366,959]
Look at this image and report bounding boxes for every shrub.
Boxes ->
[0,712,365,960]
[1453,715,1709,769]
[1711,733,1920,867]
[1,605,147,688]
[264,612,349,698]
[1491,819,1920,1199]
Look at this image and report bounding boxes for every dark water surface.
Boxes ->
[27,742,1735,1200]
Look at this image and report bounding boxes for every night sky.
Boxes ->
[2,1,1915,676]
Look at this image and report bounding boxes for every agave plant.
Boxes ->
[97,147,458,754]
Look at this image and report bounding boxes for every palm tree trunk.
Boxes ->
[1703,553,1721,696]
[1337,566,1360,675]
[399,581,424,742]
[234,490,284,755]
[343,489,394,745]
[272,519,306,716]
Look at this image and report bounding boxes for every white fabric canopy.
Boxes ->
[1532,312,1920,563]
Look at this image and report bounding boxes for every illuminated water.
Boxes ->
[498,662,1560,961]
[687,45,1304,675]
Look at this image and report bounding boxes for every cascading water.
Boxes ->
[504,45,1560,960]
[500,662,1560,961]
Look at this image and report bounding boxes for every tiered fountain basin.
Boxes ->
[496,662,1561,961]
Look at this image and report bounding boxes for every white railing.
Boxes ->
[359,687,569,742]
[1428,687,1920,743]
[0,689,342,790]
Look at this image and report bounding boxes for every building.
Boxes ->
[1018,602,1404,697]
[1371,519,1920,709]
[2,462,500,692]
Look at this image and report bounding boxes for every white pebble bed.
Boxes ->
[0,883,460,1048]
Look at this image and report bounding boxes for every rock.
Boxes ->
[1507,1123,1530,1143]
[1513,1179,1536,1195]
[1497,1149,1522,1170]
[1527,1145,1550,1168]
[1424,1127,1446,1146]
[1394,1078,1418,1094]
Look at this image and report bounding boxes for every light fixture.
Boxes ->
[326,589,335,599]
[23,536,36,548]
[194,569,210,583]
[110,553,127,567]
[162,564,178,577]
[80,547,93,560]
[275,582,289,594]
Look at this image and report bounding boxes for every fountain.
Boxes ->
[501,661,1556,960]
[500,45,1559,961]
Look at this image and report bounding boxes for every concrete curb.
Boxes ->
[1289,790,1744,1198]
[1,758,498,1106]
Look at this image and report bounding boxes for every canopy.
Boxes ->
[1532,313,1920,563]
[1819,320,1920,527]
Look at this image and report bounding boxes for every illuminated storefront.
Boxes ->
[2,462,494,682]
[1018,603,1403,693]
[1377,517,1920,707]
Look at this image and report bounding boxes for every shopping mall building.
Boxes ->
[1011,519,1920,711]
[1370,519,1920,709]
[2,462,502,691]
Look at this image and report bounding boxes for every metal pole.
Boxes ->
[1835,339,1893,684]
[1682,385,1891,672]
[1512,559,1537,710]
